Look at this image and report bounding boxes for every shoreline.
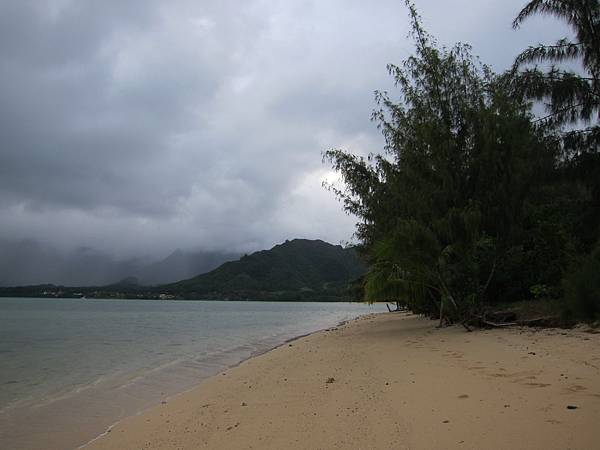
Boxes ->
[78,315,366,450]
[0,306,374,450]
[84,312,600,450]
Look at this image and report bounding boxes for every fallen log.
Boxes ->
[462,314,564,331]
[480,320,518,328]
[517,316,563,328]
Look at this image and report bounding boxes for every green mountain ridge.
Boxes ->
[163,239,366,301]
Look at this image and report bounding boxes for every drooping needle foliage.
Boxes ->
[325,0,600,323]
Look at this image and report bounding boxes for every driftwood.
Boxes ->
[438,313,453,328]
[481,320,518,328]
[461,320,474,332]
[462,311,563,331]
[517,316,563,328]
[461,311,518,331]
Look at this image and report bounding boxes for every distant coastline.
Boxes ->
[0,288,361,302]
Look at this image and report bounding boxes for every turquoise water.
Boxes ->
[0,297,380,449]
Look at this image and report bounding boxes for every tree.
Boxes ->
[511,2,600,323]
[512,0,600,153]
[325,1,558,325]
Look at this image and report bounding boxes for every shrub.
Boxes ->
[563,248,600,322]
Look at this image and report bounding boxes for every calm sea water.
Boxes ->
[0,297,380,449]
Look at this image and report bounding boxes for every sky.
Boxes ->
[0,0,571,259]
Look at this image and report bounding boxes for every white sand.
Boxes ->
[85,312,600,449]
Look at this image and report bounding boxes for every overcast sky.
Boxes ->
[0,0,570,259]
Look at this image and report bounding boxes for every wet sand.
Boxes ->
[84,312,600,450]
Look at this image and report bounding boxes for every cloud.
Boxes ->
[0,0,572,259]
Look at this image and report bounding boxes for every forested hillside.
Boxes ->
[164,239,366,301]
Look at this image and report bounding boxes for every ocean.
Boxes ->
[0,297,380,449]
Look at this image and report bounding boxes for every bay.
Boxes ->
[0,297,380,449]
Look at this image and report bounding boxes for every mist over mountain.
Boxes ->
[0,239,237,286]
[136,249,239,285]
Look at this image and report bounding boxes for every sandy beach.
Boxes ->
[83,312,600,450]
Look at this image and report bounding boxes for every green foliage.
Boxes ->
[563,246,600,321]
[530,284,550,300]
[510,1,600,322]
[324,1,600,324]
[325,1,562,322]
[324,0,600,322]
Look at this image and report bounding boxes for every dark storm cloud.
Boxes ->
[0,0,571,259]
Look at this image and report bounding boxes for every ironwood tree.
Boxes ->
[325,1,559,325]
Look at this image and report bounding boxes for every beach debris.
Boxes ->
[241,402,247,406]
[567,405,578,409]
[443,420,450,423]
[461,311,517,331]
[161,401,167,404]
[326,377,335,384]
